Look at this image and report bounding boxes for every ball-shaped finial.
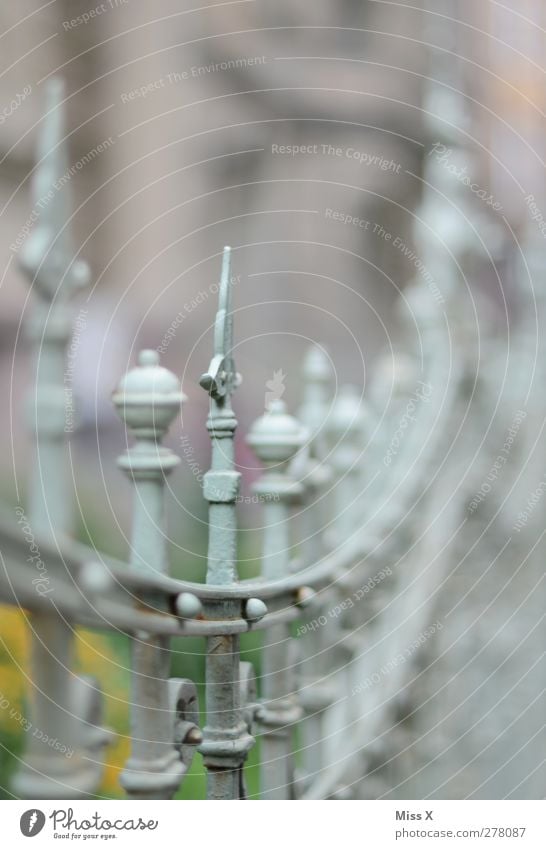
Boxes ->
[302,345,331,384]
[138,349,159,367]
[328,385,368,442]
[397,281,439,330]
[327,385,368,472]
[369,352,418,409]
[176,592,203,619]
[297,345,333,440]
[71,258,91,290]
[112,349,186,437]
[246,400,308,466]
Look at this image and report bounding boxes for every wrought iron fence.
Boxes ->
[0,77,530,801]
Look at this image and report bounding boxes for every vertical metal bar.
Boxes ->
[323,385,369,797]
[328,385,368,544]
[247,400,306,799]
[12,79,97,799]
[295,346,334,791]
[113,350,191,799]
[199,247,254,799]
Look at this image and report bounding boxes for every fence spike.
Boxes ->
[199,248,254,800]
[327,385,369,544]
[19,78,89,301]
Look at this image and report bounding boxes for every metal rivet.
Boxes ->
[297,586,316,608]
[80,561,113,596]
[245,598,268,622]
[183,725,203,745]
[176,592,202,619]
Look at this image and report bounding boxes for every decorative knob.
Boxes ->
[244,598,268,622]
[246,400,308,467]
[297,346,332,438]
[296,586,317,608]
[182,724,203,745]
[369,352,418,409]
[176,593,203,619]
[328,385,368,442]
[79,561,114,596]
[112,349,186,439]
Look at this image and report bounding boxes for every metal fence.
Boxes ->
[0,77,533,801]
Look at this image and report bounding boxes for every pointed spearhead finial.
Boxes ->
[19,77,90,301]
[199,246,241,402]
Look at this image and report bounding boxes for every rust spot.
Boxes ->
[209,635,230,654]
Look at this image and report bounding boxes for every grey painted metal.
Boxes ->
[198,247,254,800]
[11,78,107,800]
[0,75,526,802]
[247,400,307,798]
[113,350,200,799]
[321,384,370,798]
[295,346,336,792]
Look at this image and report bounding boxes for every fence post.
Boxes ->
[297,347,332,564]
[198,247,254,799]
[328,385,368,543]
[113,349,200,799]
[322,384,369,796]
[11,79,104,799]
[295,345,335,790]
[247,399,306,799]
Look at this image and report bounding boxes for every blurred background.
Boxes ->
[0,0,544,799]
